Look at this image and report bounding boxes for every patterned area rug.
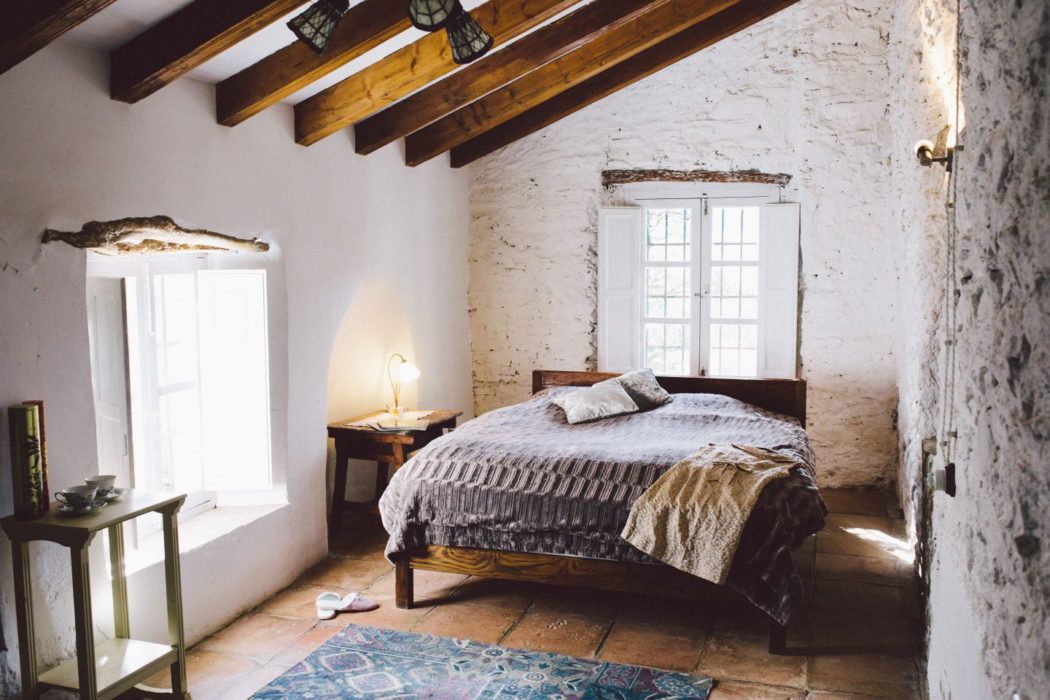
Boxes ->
[252,624,714,699]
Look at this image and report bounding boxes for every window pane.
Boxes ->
[645,322,690,375]
[647,208,691,262]
[709,322,759,378]
[152,274,198,387]
[741,267,759,296]
[646,266,690,319]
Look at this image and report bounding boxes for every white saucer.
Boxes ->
[100,487,126,503]
[57,499,107,516]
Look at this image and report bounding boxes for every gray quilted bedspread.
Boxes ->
[379,388,826,624]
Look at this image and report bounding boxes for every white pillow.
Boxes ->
[596,369,673,410]
[552,382,640,424]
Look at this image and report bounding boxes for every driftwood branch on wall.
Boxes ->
[41,216,270,255]
[601,168,792,189]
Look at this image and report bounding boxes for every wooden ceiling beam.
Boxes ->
[110,0,308,104]
[216,0,409,127]
[0,0,118,75]
[354,0,666,156]
[293,0,581,147]
[449,0,800,168]
[403,0,743,166]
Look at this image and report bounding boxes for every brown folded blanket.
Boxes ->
[621,443,802,585]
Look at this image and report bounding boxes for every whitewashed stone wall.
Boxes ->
[468,0,901,488]
[894,0,1050,696]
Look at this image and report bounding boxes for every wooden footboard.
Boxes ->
[395,546,790,654]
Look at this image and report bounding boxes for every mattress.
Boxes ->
[379,387,826,623]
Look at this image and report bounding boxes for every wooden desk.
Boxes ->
[327,409,461,526]
[1,490,191,699]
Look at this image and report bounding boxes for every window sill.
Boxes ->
[123,503,287,576]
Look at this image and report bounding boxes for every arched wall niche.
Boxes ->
[326,281,417,502]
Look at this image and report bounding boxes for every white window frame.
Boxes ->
[599,181,798,378]
[86,254,281,545]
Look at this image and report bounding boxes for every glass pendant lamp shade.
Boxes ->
[407,0,458,31]
[445,4,494,65]
[288,0,350,54]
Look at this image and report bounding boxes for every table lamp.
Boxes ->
[387,353,420,420]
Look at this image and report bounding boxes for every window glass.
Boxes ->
[709,206,761,377]
[644,207,693,374]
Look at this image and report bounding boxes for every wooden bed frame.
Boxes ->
[394,370,809,654]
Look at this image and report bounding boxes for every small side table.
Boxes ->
[1,490,191,700]
[327,409,462,526]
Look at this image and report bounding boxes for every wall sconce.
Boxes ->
[914,125,955,172]
[387,353,420,419]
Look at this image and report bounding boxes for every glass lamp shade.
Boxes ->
[395,360,421,384]
[288,0,350,54]
[407,0,458,31]
[445,5,494,65]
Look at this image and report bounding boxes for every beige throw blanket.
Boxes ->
[621,444,802,585]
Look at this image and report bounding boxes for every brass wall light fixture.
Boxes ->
[915,125,956,172]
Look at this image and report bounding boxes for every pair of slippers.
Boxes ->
[315,591,379,620]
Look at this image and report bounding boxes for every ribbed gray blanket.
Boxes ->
[379,388,826,623]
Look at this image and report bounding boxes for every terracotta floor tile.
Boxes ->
[319,591,435,631]
[697,629,806,689]
[327,522,390,562]
[820,489,891,517]
[707,680,805,699]
[143,649,258,697]
[412,603,523,643]
[257,584,332,619]
[815,553,902,587]
[197,613,315,662]
[808,608,920,656]
[614,593,719,632]
[365,568,469,606]
[219,661,292,699]
[816,530,904,560]
[296,556,391,591]
[813,580,904,618]
[271,622,342,665]
[807,692,896,699]
[442,576,537,612]
[598,620,705,672]
[808,654,920,697]
[499,611,612,657]
[529,584,622,619]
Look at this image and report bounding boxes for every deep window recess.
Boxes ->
[598,184,800,378]
[87,258,273,535]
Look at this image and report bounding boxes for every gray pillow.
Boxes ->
[597,369,673,410]
[552,382,640,424]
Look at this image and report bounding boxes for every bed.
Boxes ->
[378,370,826,654]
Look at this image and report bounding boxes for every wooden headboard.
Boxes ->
[532,370,807,427]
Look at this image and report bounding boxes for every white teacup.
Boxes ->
[85,474,117,496]
[56,485,98,510]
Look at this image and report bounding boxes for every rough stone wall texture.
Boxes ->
[468,0,901,488]
[887,0,954,544]
[920,0,1050,696]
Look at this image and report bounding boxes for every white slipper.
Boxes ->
[315,591,379,620]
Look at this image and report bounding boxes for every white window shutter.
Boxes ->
[598,207,643,371]
[760,203,800,378]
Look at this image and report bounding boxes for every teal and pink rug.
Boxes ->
[252,624,714,699]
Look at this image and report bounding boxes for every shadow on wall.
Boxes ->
[326,281,417,503]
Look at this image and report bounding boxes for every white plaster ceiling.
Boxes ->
[60,0,491,104]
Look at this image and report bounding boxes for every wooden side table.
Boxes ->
[1,490,191,700]
[327,409,462,526]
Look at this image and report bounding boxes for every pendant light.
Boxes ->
[407,0,458,31]
[288,0,350,54]
[445,3,494,65]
